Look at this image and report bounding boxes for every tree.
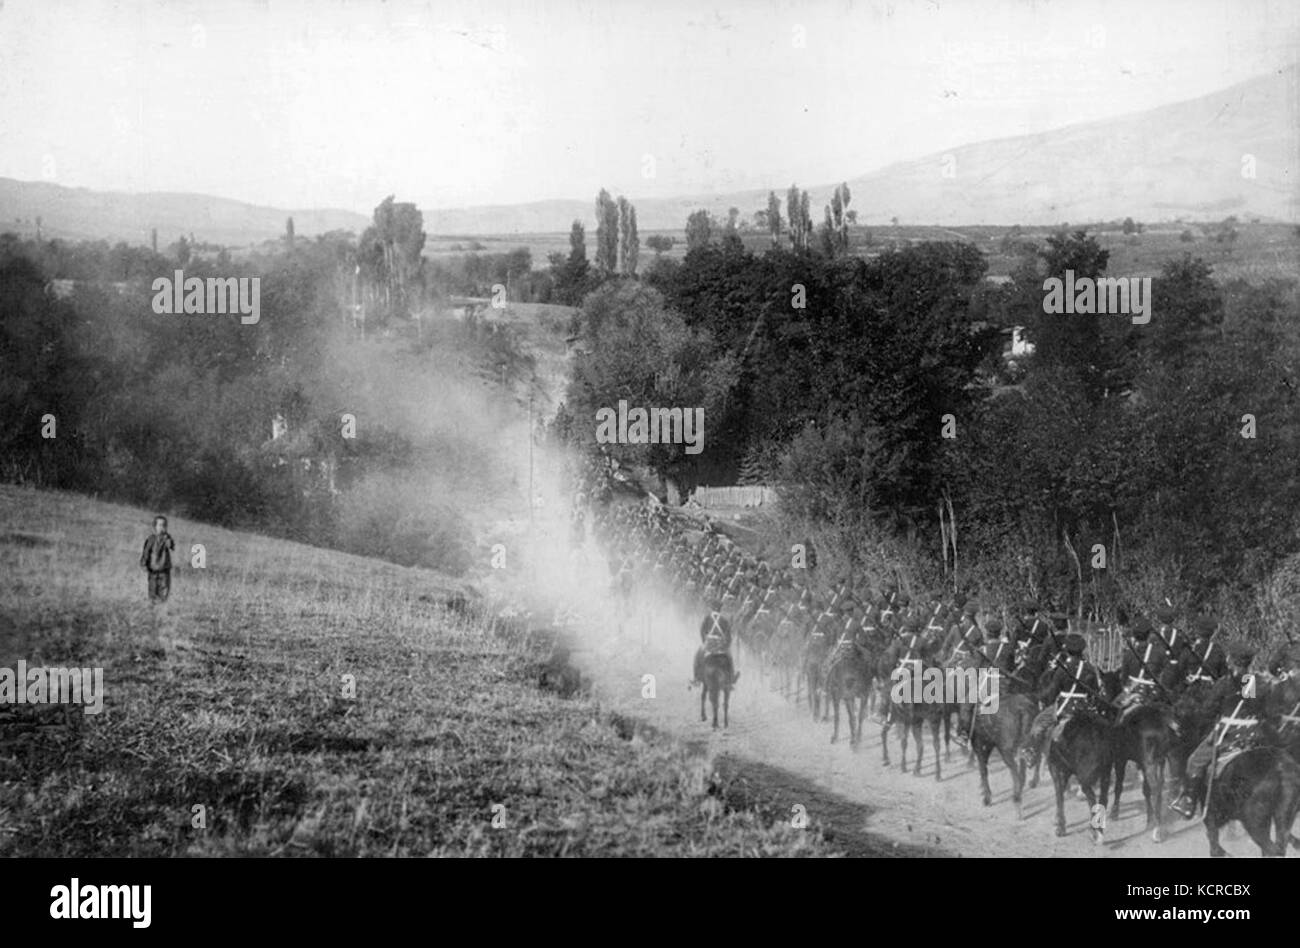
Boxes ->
[800,191,812,249]
[1018,229,1119,403]
[286,216,295,249]
[766,191,782,246]
[617,198,640,276]
[685,209,713,252]
[646,234,676,256]
[785,186,813,251]
[360,196,426,318]
[830,183,852,250]
[594,189,619,275]
[548,219,591,305]
[617,196,631,275]
[820,205,837,256]
[1122,217,1137,235]
[624,205,634,275]
[565,281,739,484]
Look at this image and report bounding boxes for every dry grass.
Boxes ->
[0,484,829,857]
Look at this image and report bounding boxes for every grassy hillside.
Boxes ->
[0,485,829,856]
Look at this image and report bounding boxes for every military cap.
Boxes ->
[963,602,979,618]
[902,615,922,631]
[985,619,1003,637]
[1064,633,1087,654]
[1192,616,1217,636]
[1130,616,1153,638]
[1155,604,1176,624]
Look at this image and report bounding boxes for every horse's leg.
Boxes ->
[700,681,707,722]
[976,737,994,807]
[711,681,719,730]
[1146,748,1165,843]
[723,685,730,729]
[931,715,942,781]
[997,742,1024,820]
[850,693,861,748]
[1080,778,1104,846]
[1051,762,1068,837]
[912,717,924,776]
[1243,803,1278,857]
[1110,755,1127,820]
[830,687,841,744]
[898,714,910,771]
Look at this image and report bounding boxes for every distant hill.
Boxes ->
[1,67,1294,245]
[0,178,370,246]
[425,66,1299,233]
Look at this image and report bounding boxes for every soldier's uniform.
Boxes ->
[879,615,928,723]
[1170,643,1263,818]
[978,620,1014,676]
[1183,616,1228,685]
[1116,616,1168,718]
[1025,633,1100,763]
[1154,604,1191,689]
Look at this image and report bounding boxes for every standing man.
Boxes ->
[140,515,175,604]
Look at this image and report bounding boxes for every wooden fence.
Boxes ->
[1082,625,1125,672]
[688,486,778,508]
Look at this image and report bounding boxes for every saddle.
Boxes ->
[825,639,865,675]
[1116,686,1159,725]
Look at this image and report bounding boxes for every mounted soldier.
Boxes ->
[1023,632,1102,767]
[693,605,739,688]
[979,619,1014,676]
[1183,616,1228,686]
[1170,643,1266,819]
[1115,615,1169,722]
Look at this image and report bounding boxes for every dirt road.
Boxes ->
[514,340,1271,860]
[522,529,1264,858]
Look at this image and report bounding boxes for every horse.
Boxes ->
[1102,671,1176,842]
[959,688,1036,819]
[1044,710,1114,842]
[879,653,948,779]
[824,629,875,747]
[1168,678,1220,804]
[766,608,805,698]
[1204,746,1300,857]
[699,652,733,729]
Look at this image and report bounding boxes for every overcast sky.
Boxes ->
[0,0,1295,213]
